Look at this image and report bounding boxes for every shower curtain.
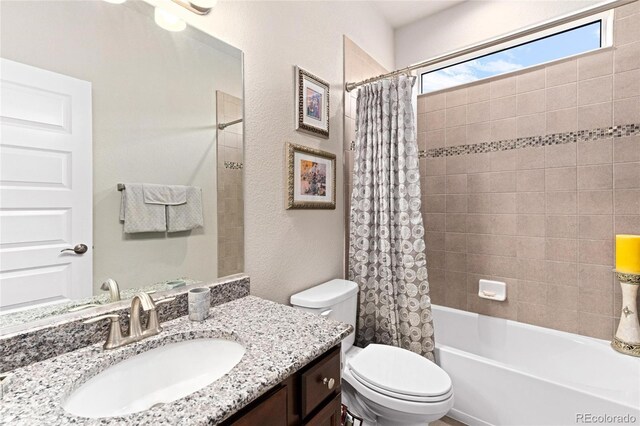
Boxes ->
[348,75,435,361]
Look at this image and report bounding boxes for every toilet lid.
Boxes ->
[347,344,452,399]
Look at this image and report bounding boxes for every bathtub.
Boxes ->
[431,305,640,426]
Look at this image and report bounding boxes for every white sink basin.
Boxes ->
[63,338,245,418]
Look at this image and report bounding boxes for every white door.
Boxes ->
[0,58,92,313]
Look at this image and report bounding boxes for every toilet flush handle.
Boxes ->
[320,309,332,317]
[323,377,336,389]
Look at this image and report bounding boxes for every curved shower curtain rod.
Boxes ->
[345,0,636,92]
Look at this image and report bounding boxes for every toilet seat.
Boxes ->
[347,344,452,402]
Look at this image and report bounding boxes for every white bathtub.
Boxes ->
[432,305,640,426]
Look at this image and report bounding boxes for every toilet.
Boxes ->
[290,279,454,426]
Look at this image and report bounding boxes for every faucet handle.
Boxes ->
[154,296,176,307]
[83,314,119,324]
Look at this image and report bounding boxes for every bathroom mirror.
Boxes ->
[0,0,244,329]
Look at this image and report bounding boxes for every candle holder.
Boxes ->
[612,271,640,357]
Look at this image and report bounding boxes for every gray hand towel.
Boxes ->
[120,183,167,233]
[143,184,187,206]
[166,186,203,232]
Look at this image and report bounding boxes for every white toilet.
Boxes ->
[291,279,453,426]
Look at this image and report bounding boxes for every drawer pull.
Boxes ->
[322,377,335,389]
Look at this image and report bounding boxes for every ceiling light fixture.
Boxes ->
[170,0,216,16]
[154,7,187,32]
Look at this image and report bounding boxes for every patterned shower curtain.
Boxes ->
[348,75,435,361]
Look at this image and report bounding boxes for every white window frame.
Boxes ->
[419,10,614,94]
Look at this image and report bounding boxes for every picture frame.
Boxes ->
[286,143,336,210]
[295,66,330,138]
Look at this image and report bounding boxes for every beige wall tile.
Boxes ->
[490,150,517,171]
[491,77,516,99]
[446,174,468,193]
[445,232,466,253]
[517,113,546,138]
[545,260,578,286]
[547,191,578,215]
[467,101,490,124]
[490,171,517,192]
[546,215,578,238]
[578,50,613,80]
[614,162,640,188]
[578,263,614,292]
[614,97,640,124]
[545,307,578,333]
[446,88,468,108]
[427,109,446,130]
[578,76,613,106]
[578,190,613,215]
[446,213,467,233]
[547,108,578,134]
[546,59,577,87]
[614,189,640,215]
[614,69,640,100]
[546,284,578,310]
[517,169,545,192]
[517,192,546,214]
[614,41,640,73]
[615,1,639,19]
[517,237,546,260]
[517,302,547,327]
[546,83,577,111]
[577,139,612,165]
[468,193,492,213]
[578,102,613,129]
[468,83,491,103]
[446,156,467,174]
[517,147,545,169]
[518,258,547,281]
[424,175,446,194]
[615,215,640,234]
[466,153,491,174]
[490,192,517,214]
[615,15,640,46]
[426,129,445,150]
[578,215,613,240]
[614,135,640,163]
[491,96,517,120]
[446,125,467,147]
[546,167,577,191]
[491,118,517,141]
[577,164,613,190]
[426,231,445,251]
[425,195,446,213]
[424,213,445,232]
[425,158,446,176]
[468,173,491,193]
[446,105,467,128]
[424,92,446,112]
[517,68,546,93]
[578,238,613,266]
[517,214,546,237]
[517,89,546,116]
[446,194,467,213]
[578,312,614,340]
[445,251,467,272]
[467,122,492,144]
[546,238,578,262]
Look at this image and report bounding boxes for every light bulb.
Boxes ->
[154,7,187,32]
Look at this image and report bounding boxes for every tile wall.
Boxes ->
[417,3,640,339]
[217,91,244,277]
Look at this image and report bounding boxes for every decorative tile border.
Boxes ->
[224,161,244,169]
[418,123,640,159]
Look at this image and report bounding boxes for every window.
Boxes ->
[420,11,613,94]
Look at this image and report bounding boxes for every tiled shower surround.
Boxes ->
[417,3,640,339]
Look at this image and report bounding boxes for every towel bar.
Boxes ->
[117,183,125,191]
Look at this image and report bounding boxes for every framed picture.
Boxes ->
[286,143,336,210]
[295,66,329,138]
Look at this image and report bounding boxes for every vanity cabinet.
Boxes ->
[223,345,341,426]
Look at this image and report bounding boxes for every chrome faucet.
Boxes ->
[85,292,176,350]
[100,278,121,302]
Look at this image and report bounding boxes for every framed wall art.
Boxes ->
[286,143,336,209]
[295,66,329,138]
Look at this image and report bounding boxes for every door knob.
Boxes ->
[60,244,88,254]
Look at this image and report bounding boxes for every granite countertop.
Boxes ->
[0,296,353,425]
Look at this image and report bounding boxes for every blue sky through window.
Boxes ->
[421,22,601,93]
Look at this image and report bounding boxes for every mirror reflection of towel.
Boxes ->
[166,187,204,232]
[142,184,187,206]
[119,184,166,233]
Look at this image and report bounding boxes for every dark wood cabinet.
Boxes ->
[221,345,342,426]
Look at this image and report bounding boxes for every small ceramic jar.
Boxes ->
[188,287,211,321]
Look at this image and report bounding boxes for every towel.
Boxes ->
[166,186,204,232]
[143,184,187,206]
[120,183,167,233]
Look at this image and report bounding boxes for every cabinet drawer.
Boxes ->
[228,386,287,426]
[304,393,341,426]
[301,346,341,418]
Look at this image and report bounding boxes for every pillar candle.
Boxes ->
[616,234,640,274]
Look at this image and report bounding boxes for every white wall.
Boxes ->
[395,0,601,68]
[145,0,394,304]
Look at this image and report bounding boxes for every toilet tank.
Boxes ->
[290,279,358,352]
